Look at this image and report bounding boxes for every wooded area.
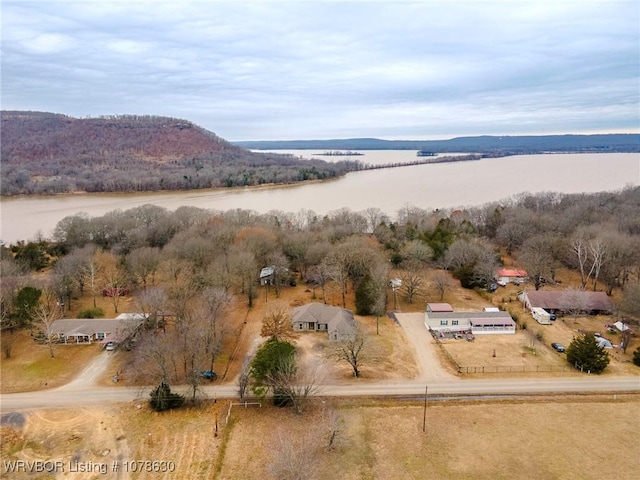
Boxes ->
[2,188,639,376]
[0,111,355,195]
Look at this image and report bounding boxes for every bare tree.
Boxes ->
[201,286,232,373]
[431,271,452,301]
[558,289,592,323]
[229,247,258,308]
[267,356,321,414]
[127,246,161,289]
[321,405,343,450]
[82,250,102,308]
[33,289,64,359]
[519,234,555,290]
[237,355,253,400]
[570,232,592,289]
[589,237,607,291]
[267,430,319,480]
[363,207,388,234]
[333,328,367,377]
[134,329,179,383]
[135,286,168,331]
[308,261,335,304]
[400,268,425,304]
[95,250,129,313]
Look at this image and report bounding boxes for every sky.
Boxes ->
[1,0,639,141]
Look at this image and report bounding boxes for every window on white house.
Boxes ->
[440,320,448,326]
[452,320,458,326]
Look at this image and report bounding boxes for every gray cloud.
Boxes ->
[2,0,638,140]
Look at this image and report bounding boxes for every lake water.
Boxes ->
[1,152,638,244]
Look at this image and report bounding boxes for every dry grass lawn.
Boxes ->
[2,266,637,393]
[0,330,101,393]
[2,396,638,480]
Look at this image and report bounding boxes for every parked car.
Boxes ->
[195,370,217,381]
[551,342,565,353]
[487,283,498,292]
[549,313,557,321]
[105,341,115,351]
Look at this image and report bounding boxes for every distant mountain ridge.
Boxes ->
[0,111,352,196]
[234,134,640,153]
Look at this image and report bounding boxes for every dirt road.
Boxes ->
[395,312,457,381]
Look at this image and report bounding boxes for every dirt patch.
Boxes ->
[293,312,420,384]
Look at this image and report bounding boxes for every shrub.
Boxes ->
[633,346,640,367]
[149,381,184,411]
[77,307,105,319]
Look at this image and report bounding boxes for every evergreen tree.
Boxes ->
[566,333,610,374]
[250,339,296,405]
[149,381,184,411]
[355,274,375,315]
[633,346,640,367]
[14,286,42,328]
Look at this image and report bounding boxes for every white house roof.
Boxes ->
[613,321,629,332]
[260,266,275,278]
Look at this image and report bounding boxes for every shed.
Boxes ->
[259,266,275,285]
[496,268,528,284]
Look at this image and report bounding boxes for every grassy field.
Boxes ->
[2,396,638,479]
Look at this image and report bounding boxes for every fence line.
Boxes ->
[432,335,462,372]
[457,365,570,374]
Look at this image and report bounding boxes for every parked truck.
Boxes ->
[531,307,552,325]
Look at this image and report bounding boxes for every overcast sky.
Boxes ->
[2,0,638,141]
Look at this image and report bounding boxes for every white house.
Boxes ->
[425,303,515,335]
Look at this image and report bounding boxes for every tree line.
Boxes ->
[1,188,639,387]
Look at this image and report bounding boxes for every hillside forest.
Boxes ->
[0,111,356,196]
[2,188,639,380]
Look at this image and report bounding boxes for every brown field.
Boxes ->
[2,396,638,480]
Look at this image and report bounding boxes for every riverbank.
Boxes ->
[1,152,637,244]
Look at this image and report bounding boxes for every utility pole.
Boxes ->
[422,385,428,432]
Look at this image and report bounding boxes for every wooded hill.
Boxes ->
[235,134,640,153]
[0,111,354,196]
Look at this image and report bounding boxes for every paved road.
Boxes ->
[1,376,638,412]
[1,315,638,412]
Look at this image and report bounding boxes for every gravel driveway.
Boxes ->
[395,312,458,381]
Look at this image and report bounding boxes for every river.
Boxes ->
[1,152,638,244]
